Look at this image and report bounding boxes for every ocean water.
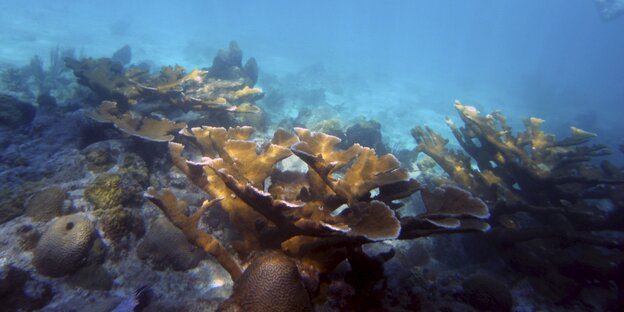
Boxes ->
[2,0,623,148]
[1,1,624,311]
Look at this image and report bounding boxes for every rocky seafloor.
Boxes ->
[1,41,623,311]
[0,93,621,312]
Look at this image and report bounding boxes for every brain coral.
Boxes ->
[219,252,312,312]
[32,214,96,277]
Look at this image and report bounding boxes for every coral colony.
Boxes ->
[0,41,622,311]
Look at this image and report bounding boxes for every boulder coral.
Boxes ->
[32,214,96,277]
[136,215,206,271]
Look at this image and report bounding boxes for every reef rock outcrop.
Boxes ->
[0,94,36,128]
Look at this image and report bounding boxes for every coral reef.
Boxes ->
[595,0,624,20]
[0,93,36,128]
[69,41,263,113]
[24,185,66,222]
[86,101,187,142]
[83,151,148,210]
[0,188,29,225]
[32,214,96,277]
[84,145,115,172]
[84,173,139,210]
[411,100,622,207]
[96,206,143,245]
[2,40,621,311]
[146,126,490,308]
[136,216,206,271]
[0,46,77,102]
[64,57,140,106]
[460,274,513,312]
[411,100,624,306]
[343,119,388,154]
[111,44,132,66]
[208,40,259,87]
[0,265,53,311]
[71,42,266,141]
[218,252,313,312]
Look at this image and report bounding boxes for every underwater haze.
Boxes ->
[1,1,624,311]
[2,0,623,147]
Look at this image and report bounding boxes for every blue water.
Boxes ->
[2,0,623,151]
[2,1,624,310]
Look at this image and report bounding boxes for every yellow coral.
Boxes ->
[232,86,263,99]
[155,69,208,92]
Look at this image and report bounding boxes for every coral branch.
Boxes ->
[412,100,624,206]
[154,126,491,282]
[86,101,187,142]
[144,188,242,280]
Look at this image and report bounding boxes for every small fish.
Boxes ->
[111,286,152,312]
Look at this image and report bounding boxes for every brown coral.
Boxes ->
[412,100,623,206]
[144,188,243,279]
[217,252,312,312]
[32,214,96,277]
[147,126,490,282]
[69,42,263,115]
[86,101,187,142]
